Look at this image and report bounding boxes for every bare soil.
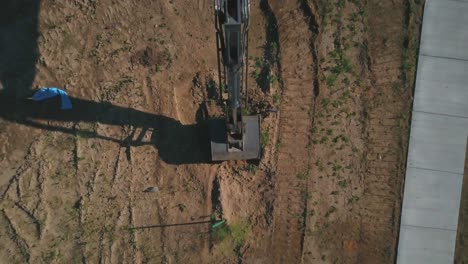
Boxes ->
[0,0,424,263]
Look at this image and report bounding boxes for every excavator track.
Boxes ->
[268,1,317,263]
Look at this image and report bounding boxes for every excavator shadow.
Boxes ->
[0,93,211,165]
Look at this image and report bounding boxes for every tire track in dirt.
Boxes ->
[268,1,319,263]
[0,209,30,262]
[358,0,413,262]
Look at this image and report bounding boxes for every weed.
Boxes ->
[276,138,283,149]
[337,0,346,8]
[325,206,337,217]
[332,164,343,172]
[46,22,58,30]
[338,180,348,188]
[332,135,349,143]
[392,82,401,92]
[301,190,311,201]
[269,74,278,85]
[163,47,172,64]
[220,83,226,93]
[176,203,186,212]
[331,191,339,195]
[255,57,266,69]
[320,136,328,144]
[54,169,67,180]
[315,160,324,172]
[322,98,331,109]
[325,74,337,87]
[401,62,412,72]
[247,164,258,174]
[347,195,360,205]
[350,12,360,23]
[331,57,352,74]
[273,93,281,104]
[260,131,269,148]
[296,171,310,180]
[43,249,61,262]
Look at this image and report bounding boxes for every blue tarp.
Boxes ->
[31,88,72,110]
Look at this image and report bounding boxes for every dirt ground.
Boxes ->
[0,0,424,263]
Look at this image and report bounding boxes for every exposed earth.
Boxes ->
[0,0,424,263]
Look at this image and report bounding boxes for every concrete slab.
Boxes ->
[398,0,468,262]
[401,167,463,230]
[398,225,456,264]
[414,55,468,118]
[407,112,468,174]
[420,0,468,60]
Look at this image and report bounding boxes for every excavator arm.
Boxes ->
[210,0,260,161]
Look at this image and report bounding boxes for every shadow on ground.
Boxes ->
[0,94,211,165]
[0,0,41,98]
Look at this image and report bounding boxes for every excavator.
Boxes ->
[209,0,261,161]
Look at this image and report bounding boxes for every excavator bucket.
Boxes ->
[209,115,261,161]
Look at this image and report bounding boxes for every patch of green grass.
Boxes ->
[212,221,250,248]
[212,224,230,242]
[230,221,250,247]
